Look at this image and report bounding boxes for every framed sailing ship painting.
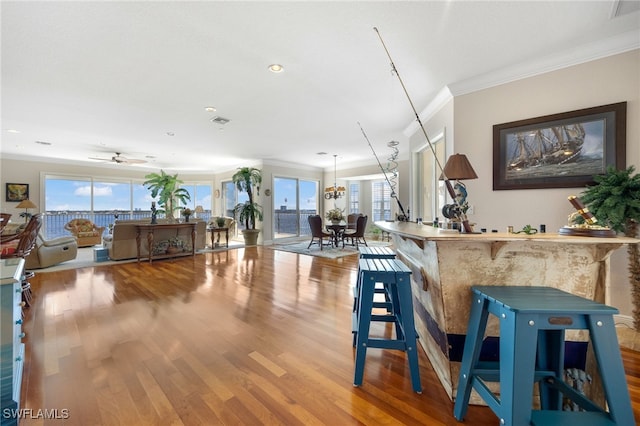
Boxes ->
[493,102,626,190]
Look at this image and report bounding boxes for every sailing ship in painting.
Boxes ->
[505,119,605,180]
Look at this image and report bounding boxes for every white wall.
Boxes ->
[448,49,639,314]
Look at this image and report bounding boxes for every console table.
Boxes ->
[1,258,25,425]
[135,222,196,263]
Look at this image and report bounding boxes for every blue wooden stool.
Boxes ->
[353,246,396,313]
[353,258,422,393]
[358,246,396,259]
[453,286,634,426]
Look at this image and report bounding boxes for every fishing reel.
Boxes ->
[441,203,462,221]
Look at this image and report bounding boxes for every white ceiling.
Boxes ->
[2,1,639,174]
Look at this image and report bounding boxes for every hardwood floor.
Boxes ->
[18,247,640,425]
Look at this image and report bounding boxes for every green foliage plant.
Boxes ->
[143,170,191,221]
[232,167,263,230]
[580,165,640,329]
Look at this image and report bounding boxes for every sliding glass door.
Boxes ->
[273,177,318,240]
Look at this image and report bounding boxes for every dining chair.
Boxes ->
[346,213,362,230]
[307,215,334,250]
[343,215,368,249]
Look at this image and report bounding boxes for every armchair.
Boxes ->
[208,216,236,232]
[25,233,78,269]
[64,218,105,247]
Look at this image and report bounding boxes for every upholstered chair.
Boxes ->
[64,218,105,247]
[25,233,78,269]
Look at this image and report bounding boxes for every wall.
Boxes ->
[0,158,329,246]
[450,49,639,315]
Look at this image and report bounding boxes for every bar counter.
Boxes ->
[375,220,637,402]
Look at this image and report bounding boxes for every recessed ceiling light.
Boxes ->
[268,64,284,73]
[204,106,216,112]
[7,129,20,133]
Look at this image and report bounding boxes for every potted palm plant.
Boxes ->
[143,170,191,222]
[232,167,263,246]
[580,165,640,329]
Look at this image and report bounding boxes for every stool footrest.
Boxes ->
[471,361,559,383]
[371,314,396,322]
[530,410,615,426]
[365,338,409,351]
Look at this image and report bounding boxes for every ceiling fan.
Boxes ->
[89,152,147,164]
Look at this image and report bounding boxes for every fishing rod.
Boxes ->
[358,122,409,221]
[373,26,473,233]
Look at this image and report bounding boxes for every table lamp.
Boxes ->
[194,205,204,219]
[16,199,38,223]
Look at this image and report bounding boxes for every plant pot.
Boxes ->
[331,220,340,225]
[241,229,260,246]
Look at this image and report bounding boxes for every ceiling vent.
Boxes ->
[210,116,230,125]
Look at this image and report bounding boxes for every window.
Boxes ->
[371,180,391,221]
[180,183,212,222]
[349,182,360,213]
[273,177,318,239]
[43,174,206,239]
[44,175,147,239]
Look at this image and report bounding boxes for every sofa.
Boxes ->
[108,219,207,261]
[64,218,105,247]
[25,233,78,269]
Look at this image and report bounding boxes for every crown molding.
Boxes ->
[405,31,639,137]
[448,30,640,97]
[402,86,453,137]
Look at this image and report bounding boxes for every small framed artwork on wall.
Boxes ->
[6,183,29,202]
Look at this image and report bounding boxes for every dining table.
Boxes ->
[325,223,346,247]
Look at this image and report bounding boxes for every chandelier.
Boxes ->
[324,154,346,200]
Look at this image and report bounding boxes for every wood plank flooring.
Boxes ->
[18,247,640,425]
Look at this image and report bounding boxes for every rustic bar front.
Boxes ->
[375,221,636,403]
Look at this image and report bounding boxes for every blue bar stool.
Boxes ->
[353,246,396,313]
[358,246,396,259]
[353,257,422,393]
[453,286,634,426]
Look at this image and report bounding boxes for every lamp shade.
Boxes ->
[439,154,478,180]
[194,205,204,213]
[16,199,37,209]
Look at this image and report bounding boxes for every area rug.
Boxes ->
[269,240,392,259]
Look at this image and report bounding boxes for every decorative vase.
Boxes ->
[184,215,190,222]
[166,246,181,254]
[331,220,340,225]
